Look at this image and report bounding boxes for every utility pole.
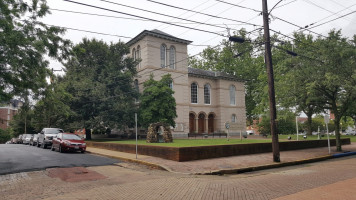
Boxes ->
[262,0,280,162]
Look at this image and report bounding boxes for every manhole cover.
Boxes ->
[47,167,107,182]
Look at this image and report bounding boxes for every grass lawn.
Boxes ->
[91,138,271,147]
[90,134,355,147]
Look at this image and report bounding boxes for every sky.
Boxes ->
[41,0,356,73]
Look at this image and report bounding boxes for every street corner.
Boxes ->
[46,167,107,182]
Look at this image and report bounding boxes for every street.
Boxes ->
[0,147,355,199]
[0,144,121,175]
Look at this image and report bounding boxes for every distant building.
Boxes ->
[126,30,246,137]
[0,99,23,129]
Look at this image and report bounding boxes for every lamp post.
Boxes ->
[296,116,299,141]
[324,115,331,154]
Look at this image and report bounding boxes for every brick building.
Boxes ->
[127,30,246,137]
[0,99,23,129]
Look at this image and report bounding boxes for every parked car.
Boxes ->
[37,128,64,149]
[30,134,39,146]
[51,133,86,153]
[17,134,23,144]
[22,134,33,145]
[11,137,19,144]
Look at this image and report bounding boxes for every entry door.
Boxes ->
[189,113,195,133]
[198,114,205,134]
[208,114,214,133]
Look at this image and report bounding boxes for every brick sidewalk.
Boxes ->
[1,155,356,200]
[87,143,356,174]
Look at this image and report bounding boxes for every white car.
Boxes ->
[22,134,33,145]
[37,128,63,149]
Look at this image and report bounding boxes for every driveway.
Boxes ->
[0,144,121,175]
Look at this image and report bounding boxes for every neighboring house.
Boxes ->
[127,29,246,137]
[0,99,23,129]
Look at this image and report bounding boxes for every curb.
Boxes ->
[86,150,171,172]
[333,151,356,158]
[197,155,334,175]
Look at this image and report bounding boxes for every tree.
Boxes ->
[63,38,138,139]
[0,0,71,102]
[32,79,73,131]
[189,29,265,125]
[139,74,177,127]
[258,110,296,135]
[307,30,356,151]
[9,98,36,135]
[274,33,323,135]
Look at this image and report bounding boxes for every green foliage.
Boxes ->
[32,81,73,130]
[139,74,177,127]
[0,128,12,143]
[9,99,36,135]
[0,0,71,102]
[258,110,296,135]
[63,38,138,132]
[189,29,265,125]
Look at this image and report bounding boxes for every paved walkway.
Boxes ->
[87,142,356,174]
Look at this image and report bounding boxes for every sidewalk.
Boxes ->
[87,143,356,175]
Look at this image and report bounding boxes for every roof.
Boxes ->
[126,29,192,46]
[188,67,245,82]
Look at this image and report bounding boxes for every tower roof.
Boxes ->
[126,29,192,46]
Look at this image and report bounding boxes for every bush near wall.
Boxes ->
[87,138,351,162]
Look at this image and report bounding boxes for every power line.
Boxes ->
[307,10,356,30]
[147,0,260,27]
[215,0,261,12]
[272,15,327,38]
[49,8,244,26]
[156,0,213,30]
[62,0,225,37]
[97,0,233,31]
[301,3,356,30]
[43,23,215,47]
[176,0,238,37]
[303,0,352,22]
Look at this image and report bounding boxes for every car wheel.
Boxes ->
[81,150,85,153]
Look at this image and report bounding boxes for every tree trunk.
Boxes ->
[334,117,342,151]
[306,112,313,135]
[85,128,91,140]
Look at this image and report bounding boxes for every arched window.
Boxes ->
[169,46,175,69]
[160,44,167,68]
[231,114,237,123]
[136,45,141,68]
[229,85,236,105]
[204,84,211,104]
[191,82,198,103]
[132,48,136,60]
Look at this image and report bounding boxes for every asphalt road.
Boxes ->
[0,144,121,175]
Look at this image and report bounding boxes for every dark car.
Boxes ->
[51,133,86,153]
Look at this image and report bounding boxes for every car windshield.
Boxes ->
[45,128,63,134]
[62,134,82,140]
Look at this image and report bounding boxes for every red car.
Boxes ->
[51,133,86,153]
